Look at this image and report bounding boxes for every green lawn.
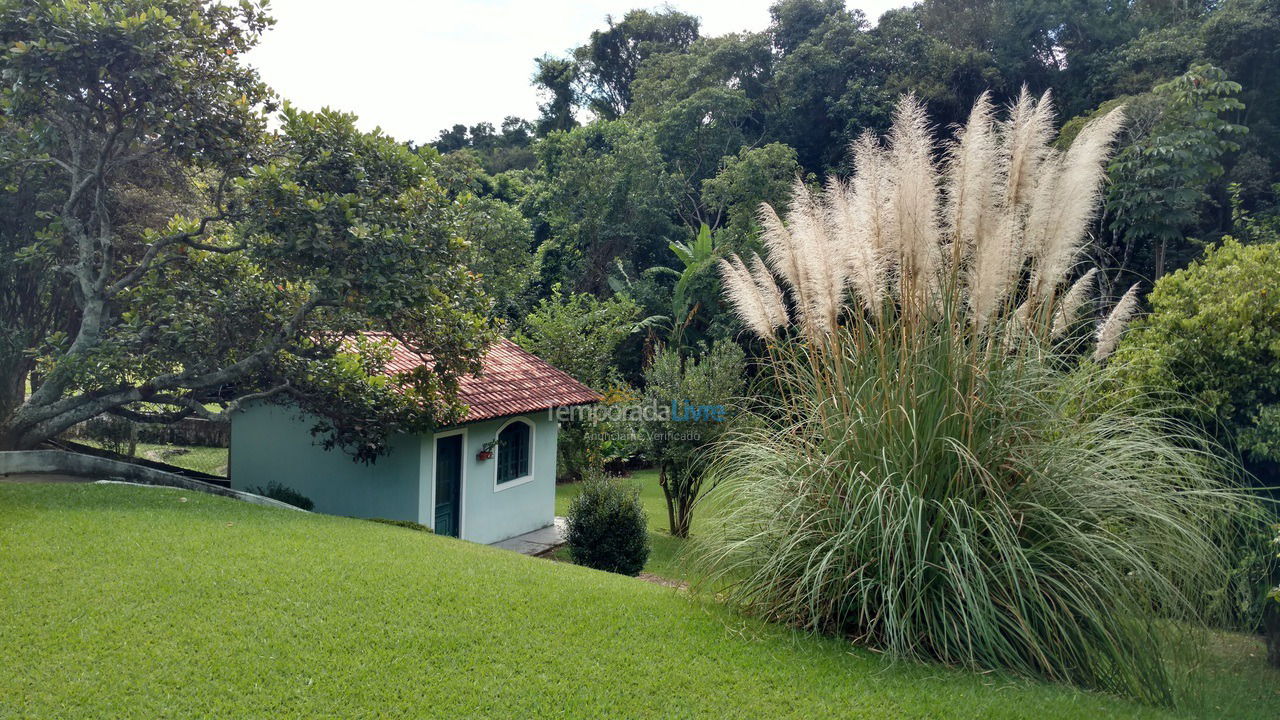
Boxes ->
[136,443,228,475]
[3,483,1275,719]
[76,439,229,476]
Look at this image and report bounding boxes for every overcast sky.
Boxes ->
[242,1,908,145]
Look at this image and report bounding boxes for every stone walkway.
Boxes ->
[489,516,566,556]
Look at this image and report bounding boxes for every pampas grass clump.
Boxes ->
[702,90,1256,705]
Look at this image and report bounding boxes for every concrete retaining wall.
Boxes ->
[0,450,303,512]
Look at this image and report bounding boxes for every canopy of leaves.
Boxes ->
[0,1,492,459]
[573,8,700,120]
[526,120,681,295]
[512,286,639,391]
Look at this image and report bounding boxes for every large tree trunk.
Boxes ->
[0,424,21,451]
[0,355,32,450]
[0,363,27,424]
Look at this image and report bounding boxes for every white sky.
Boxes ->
[243,1,909,145]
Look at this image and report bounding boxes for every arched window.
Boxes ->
[496,419,531,485]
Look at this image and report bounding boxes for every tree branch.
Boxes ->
[107,404,195,425]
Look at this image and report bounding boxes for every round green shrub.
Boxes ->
[566,477,650,576]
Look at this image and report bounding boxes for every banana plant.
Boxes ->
[609,223,719,351]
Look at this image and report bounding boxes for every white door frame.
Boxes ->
[429,428,467,540]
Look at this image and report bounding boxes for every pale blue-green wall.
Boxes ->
[431,414,558,545]
[230,404,558,544]
[229,404,422,522]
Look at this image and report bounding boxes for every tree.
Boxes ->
[513,287,642,479]
[1201,0,1280,187]
[701,143,800,247]
[1103,64,1247,281]
[769,0,852,55]
[513,286,638,392]
[643,340,745,538]
[574,8,700,120]
[767,0,875,171]
[532,55,579,136]
[527,121,681,294]
[612,223,726,354]
[430,150,536,322]
[0,111,75,424]
[0,1,492,457]
[430,117,536,173]
[629,32,774,226]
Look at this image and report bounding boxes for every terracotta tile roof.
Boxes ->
[381,336,600,423]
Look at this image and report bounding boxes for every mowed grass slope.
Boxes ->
[2,484,1275,719]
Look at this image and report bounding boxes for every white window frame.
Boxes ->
[493,417,535,492]
[430,427,467,539]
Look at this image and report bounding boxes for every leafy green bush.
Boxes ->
[368,518,433,533]
[248,482,314,511]
[1114,236,1280,484]
[1268,526,1280,667]
[565,477,650,576]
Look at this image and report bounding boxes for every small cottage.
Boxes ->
[229,338,598,544]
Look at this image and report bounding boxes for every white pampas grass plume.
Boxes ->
[827,175,887,314]
[946,91,1001,258]
[1002,299,1032,350]
[968,213,1024,329]
[848,132,893,256]
[886,95,942,311]
[759,201,811,325]
[786,179,846,335]
[748,252,788,330]
[1020,148,1063,283]
[720,91,1121,343]
[1052,268,1098,338]
[1003,87,1055,211]
[956,92,1020,327]
[720,254,778,340]
[758,202,804,293]
[1094,282,1141,361]
[1027,107,1125,304]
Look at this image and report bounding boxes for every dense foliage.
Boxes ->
[6,0,1279,465]
[1100,64,1247,284]
[433,1,1280,429]
[1114,235,1280,484]
[565,476,650,576]
[513,287,642,478]
[0,1,493,458]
